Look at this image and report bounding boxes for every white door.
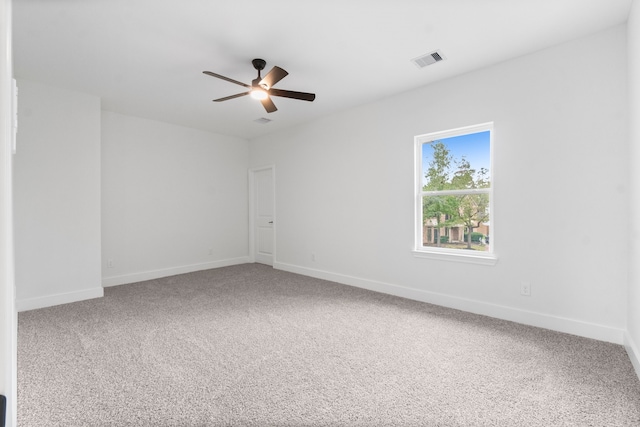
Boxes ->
[251,167,274,265]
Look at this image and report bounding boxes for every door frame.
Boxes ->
[248,165,275,265]
[1,0,17,424]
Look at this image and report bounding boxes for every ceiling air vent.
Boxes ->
[411,50,445,68]
[253,117,272,124]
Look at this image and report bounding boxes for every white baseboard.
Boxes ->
[17,286,104,312]
[624,332,640,381]
[102,256,251,287]
[274,262,625,345]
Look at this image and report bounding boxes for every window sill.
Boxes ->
[412,249,498,266]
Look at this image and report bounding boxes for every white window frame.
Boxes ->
[413,122,497,265]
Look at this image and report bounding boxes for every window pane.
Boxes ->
[422,194,490,252]
[422,131,491,190]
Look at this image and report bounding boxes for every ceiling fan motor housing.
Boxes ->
[252,58,266,71]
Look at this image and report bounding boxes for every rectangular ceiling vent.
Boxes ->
[411,50,445,68]
[253,117,272,124]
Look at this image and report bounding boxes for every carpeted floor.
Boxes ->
[18,264,640,426]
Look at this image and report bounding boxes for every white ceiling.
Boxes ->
[13,0,633,140]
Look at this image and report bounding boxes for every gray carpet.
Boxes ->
[18,264,640,426]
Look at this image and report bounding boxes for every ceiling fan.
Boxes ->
[203,58,316,113]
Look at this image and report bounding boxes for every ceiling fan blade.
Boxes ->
[259,66,288,89]
[261,96,278,113]
[269,88,316,102]
[203,71,251,88]
[213,92,250,102]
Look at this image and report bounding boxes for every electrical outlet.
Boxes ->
[107,259,114,268]
[311,253,316,262]
[208,248,213,256]
[521,282,531,296]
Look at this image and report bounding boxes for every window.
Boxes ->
[414,123,496,265]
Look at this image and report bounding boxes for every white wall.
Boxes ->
[250,25,629,344]
[627,0,640,378]
[0,0,16,423]
[14,80,103,311]
[101,111,249,286]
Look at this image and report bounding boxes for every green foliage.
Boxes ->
[439,236,449,243]
[451,157,475,189]
[457,194,490,248]
[423,141,453,191]
[423,195,458,223]
[463,232,485,243]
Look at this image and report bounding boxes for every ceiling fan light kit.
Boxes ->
[203,58,316,113]
[250,88,268,100]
